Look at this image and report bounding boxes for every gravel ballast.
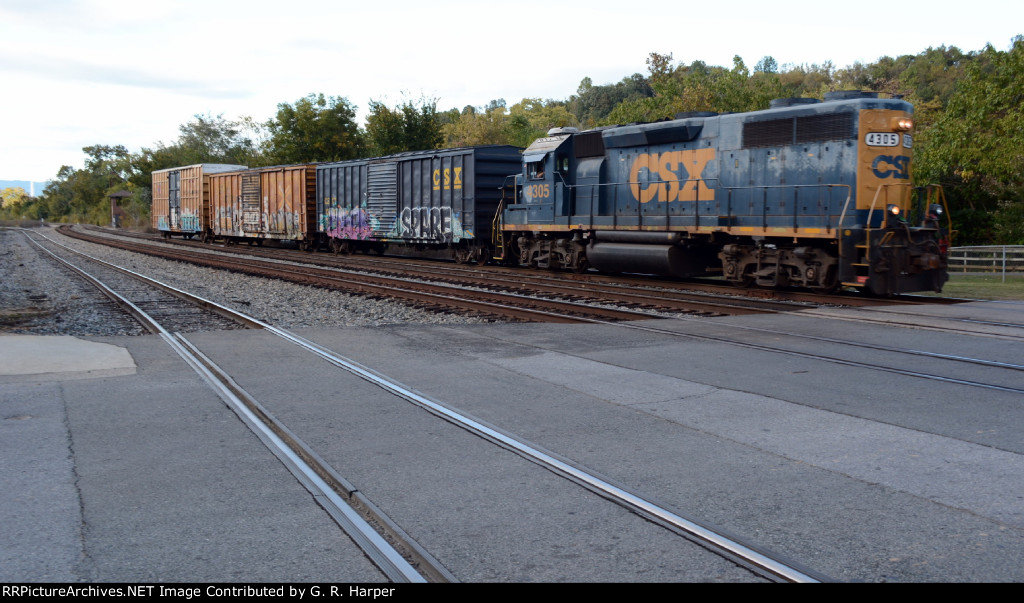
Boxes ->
[1,226,487,337]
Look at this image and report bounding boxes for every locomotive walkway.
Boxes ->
[3,297,1024,582]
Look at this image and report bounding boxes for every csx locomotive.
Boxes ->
[496,91,951,295]
[152,91,950,296]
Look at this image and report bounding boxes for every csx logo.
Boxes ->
[629,148,715,203]
[871,155,910,180]
[433,167,463,191]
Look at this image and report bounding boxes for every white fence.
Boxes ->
[947,246,1024,280]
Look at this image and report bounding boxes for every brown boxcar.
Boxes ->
[152,164,246,238]
[208,164,317,247]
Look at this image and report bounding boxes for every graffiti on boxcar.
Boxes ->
[395,206,469,241]
[157,215,169,230]
[320,207,376,240]
[180,210,201,232]
[215,207,245,235]
[264,210,303,236]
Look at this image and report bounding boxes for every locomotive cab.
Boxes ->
[502,129,591,271]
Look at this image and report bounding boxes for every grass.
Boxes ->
[920,272,1024,301]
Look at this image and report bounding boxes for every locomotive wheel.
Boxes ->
[731,274,755,288]
[809,267,839,293]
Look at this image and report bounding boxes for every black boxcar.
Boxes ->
[316,146,521,263]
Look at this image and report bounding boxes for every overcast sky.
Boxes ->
[1,0,1020,182]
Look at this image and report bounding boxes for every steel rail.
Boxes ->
[39,229,826,582]
[21,230,431,583]
[256,324,825,583]
[601,319,1024,395]
[61,228,663,323]
[689,318,1024,372]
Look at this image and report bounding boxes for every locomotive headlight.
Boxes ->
[886,204,903,227]
[892,117,914,131]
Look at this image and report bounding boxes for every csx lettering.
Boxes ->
[629,148,715,203]
[871,155,910,180]
[432,167,463,190]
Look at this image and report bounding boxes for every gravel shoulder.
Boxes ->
[0,225,486,337]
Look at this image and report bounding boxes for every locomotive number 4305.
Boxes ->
[865,132,902,147]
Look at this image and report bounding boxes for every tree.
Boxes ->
[174,113,264,166]
[606,53,786,124]
[754,56,778,74]
[0,187,46,221]
[442,104,513,147]
[916,37,1024,244]
[567,73,653,126]
[507,99,579,148]
[265,93,365,163]
[1,187,29,210]
[365,96,443,155]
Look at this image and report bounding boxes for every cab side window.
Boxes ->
[527,161,545,180]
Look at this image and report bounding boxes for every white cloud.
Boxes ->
[0,0,1020,181]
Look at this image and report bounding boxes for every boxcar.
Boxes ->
[208,164,318,248]
[316,146,522,263]
[152,164,246,238]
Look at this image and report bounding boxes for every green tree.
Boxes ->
[35,145,136,224]
[365,96,443,155]
[174,113,264,166]
[606,53,786,124]
[265,93,365,163]
[507,99,579,148]
[1,187,29,210]
[0,187,46,221]
[442,104,513,147]
[916,37,1024,244]
[567,73,653,126]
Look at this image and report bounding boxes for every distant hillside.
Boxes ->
[0,180,50,196]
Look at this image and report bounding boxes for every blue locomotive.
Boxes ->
[496,91,951,295]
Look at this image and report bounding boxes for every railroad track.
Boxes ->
[66,226,826,319]
[26,225,1023,580]
[24,231,254,335]
[30,228,828,583]
[79,225,960,309]
[62,226,763,321]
